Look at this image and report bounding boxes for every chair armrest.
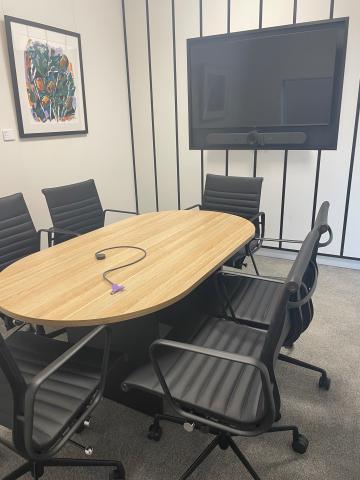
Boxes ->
[39,227,81,248]
[249,211,265,242]
[254,237,303,244]
[319,226,333,248]
[23,325,110,459]
[149,339,275,437]
[39,227,81,238]
[184,204,201,210]
[104,208,138,216]
[220,267,285,284]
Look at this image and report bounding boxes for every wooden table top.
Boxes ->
[0,210,254,327]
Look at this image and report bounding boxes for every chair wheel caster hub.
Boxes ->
[147,423,162,441]
[292,434,309,454]
[319,374,331,390]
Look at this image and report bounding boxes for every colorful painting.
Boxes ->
[25,41,77,123]
[5,16,88,138]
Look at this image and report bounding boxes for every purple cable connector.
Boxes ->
[111,284,125,295]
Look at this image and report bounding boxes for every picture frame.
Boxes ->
[5,16,88,138]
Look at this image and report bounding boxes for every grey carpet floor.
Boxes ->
[1,256,360,479]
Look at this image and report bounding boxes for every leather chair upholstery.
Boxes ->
[122,225,319,477]
[214,202,332,390]
[42,179,105,245]
[0,193,40,330]
[0,332,102,451]
[0,193,40,271]
[202,174,263,221]
[0,326,125,479]
[200,174,265,270]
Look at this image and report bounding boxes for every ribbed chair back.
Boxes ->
[202,174,263,220]
[42,179,105,245]
[285,201,332,346]
[0,193,40,271]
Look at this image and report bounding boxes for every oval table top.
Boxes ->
[0,210,254,327]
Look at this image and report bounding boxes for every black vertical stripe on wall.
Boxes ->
[253,0,263,176]
[330,0,335,19]
[225,0,231,176]
[171,0,181,210]
[340,81,360,256]
[279,0,297,248]
[145,0,159,211]
[121,0,139,214]
[293,0,297,23]
[279,150,288,249]
[311,0,334,228]
[259,0,263,28]
[311,150,322,227]
[200,0,204,199]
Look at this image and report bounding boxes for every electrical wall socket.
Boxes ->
[2,129,16,142]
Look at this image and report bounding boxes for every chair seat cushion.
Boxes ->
[123,317,269,428]
[221,275,283,327]
[5,332,103,451]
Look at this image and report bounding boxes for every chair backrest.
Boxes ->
[284,201,332,346]
[261,225,322,369]
[202,174,263,222]
[42,179,104,245]
[0,193,40,271]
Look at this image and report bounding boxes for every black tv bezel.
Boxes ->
[187,17,349,151]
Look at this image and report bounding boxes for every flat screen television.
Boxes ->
[187,18,348,150]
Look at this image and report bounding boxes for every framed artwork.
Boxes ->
[5,16,88,138]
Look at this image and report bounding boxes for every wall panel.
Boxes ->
[0,0,136,231]
[228,0,260,178]
[344,91,360,257]
[257,0,293,244]
[282,0,330,248]
[317,0,360,254]
[202,0,228,177]
[119,0,360,262]
[125,0,156,213]
[149,0,178,210]
[175,0,201,209]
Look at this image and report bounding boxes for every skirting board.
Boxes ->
[257,249,360,271]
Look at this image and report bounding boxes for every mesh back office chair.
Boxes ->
[122,229,322,479]
[0,325,125,480]
[186,174,265,274]
[42,179,136,246]
[217,201,333,390]
[0,193,40,330]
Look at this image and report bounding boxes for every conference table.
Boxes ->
[0,209,254,413]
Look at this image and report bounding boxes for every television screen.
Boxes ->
[187,18,348,150]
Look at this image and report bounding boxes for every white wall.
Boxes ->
[0,0,136,231]
[124,0,360,262]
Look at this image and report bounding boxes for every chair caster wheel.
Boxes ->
[292,434,309,454]
[109,468,125,479]
[147,424,162,441]
[319,374,331,390]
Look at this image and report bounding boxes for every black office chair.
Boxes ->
[0,324,125,480]
[186,174,265,274]
[216,201,333,390]
[42,179,136,246]
[0,193,41,330]
[121,228,323,479]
